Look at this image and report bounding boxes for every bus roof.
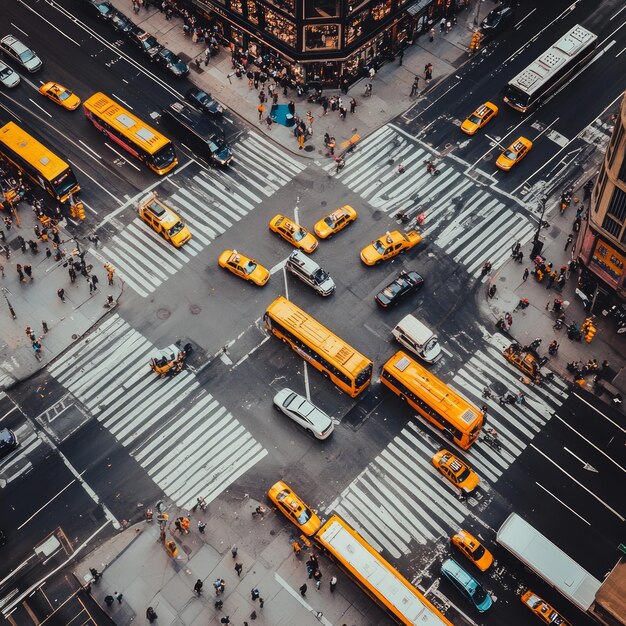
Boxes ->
[385,352,480,426]
[83,92,171,154]
[317,517,453,626]
[497,513,601,611]
[0,121,70,179]
[266,296,371,372]
[508,24,597,96]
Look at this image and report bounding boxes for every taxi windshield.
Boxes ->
[293,228,307,242]
[468,113,482,124]
[457,466,471,482]
[168,222,184,236]
[243,260,257,274]
[471,543,486,559]
[372,239,386,254]
[503,149,517,160]
[295,507,313,525]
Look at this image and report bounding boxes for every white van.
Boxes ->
[392,314,442,363]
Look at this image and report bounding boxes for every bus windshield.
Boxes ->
[152,144,177,169]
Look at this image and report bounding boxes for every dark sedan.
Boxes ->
[481,5,515,35]
[85,0,116,21]
[128,28,162,59]
[156,48,189,77]
[109,10,135,34]
[375,270,424,308]
[185,87,224,116]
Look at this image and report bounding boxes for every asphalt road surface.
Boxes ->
[1,0,625,624]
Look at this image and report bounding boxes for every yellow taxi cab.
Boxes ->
[521,590,571,625]
[496,136,533,171]
[269,214,318,253]
[218,249,269,286]
[38,82,81,110]
[451,530,494,572]
[360,229,422,266]
[138,192,192,248]
[267,480,322,536]
[460,102,498,135]
[314,205,358,239]
[432,449,480,494]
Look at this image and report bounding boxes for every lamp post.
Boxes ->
[531,196,547,259]
[1,287,16,320]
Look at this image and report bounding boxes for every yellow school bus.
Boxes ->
[0,121,80,203]
[381,351,483,449]
[83,92,177,175]
[316,516,454,626]
[264,296,372,397]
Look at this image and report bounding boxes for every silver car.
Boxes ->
[273,389,334,440]
[0,35,42,73]
[0,60,19,87]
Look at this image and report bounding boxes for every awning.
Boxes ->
[406,0,431,16]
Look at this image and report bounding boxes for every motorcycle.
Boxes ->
[150,343,193,378]
[481,431,502,451]
[566,323,582,341]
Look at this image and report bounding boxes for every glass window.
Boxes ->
[371,0,391,20]
[246,0,258,24]
[304,24,339,50]
[264,8,296,48]
[229,0,243,13]
[346,8,368,44]
[266,0,295,13]
[305,0,339,19]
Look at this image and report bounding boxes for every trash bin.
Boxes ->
[285,113,295,127]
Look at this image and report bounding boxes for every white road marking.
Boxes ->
[535,481,591,526]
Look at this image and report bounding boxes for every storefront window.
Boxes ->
[304,0,339,18]
[246,0,258,24]
[231,26,244,46]
[346,8,368,44]
[229,0,243,14]
[266,0,295,14]
[304,24,339,50]
[264,8,296,48]
[371,0,391,20]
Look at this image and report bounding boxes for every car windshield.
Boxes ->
[18,49,35,63]
[0,66,11,78]
[293,228,307,242]
[485,11,500,25]
[243,261,257,275]
[295,507,313,525]
[471,543,486,560]
[312,269,328,284]
[457,466,471,482]
[472,585,488,604]
[168,222,184,236]
[503,149,517,160]
[372,239,386,254]
[468,113,481,124]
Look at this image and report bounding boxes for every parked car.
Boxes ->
[156,48,189,77]
[0,35,42,73]
[127,28,161,59]
[273,388,334,440]
[375,270,424,308]
[84,0,116,21]
[0,428,18,459]
[109,10,135,34]
[185,87,224,116]
[0,60,20,88]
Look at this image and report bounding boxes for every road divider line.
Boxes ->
[27,98,52,118]
[535,481,591,526]
[17,479,76,530]
[17,0,80,46]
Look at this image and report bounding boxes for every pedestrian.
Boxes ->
[17,235,26,252]
[42,320,48,335]
[231,544,238,558]
[25,326,35,341]
[564,234,573,251]
[0,264,3,278]
[253,70,260,89]
[220,617,230,625]
[440,17,446,32]
[314,569,322,589]
[297,130,305,150]
[258,89,266,104]
[214,599,223,610]
[23,264,33,280]
[272,91,278,105]
[115,591,123,604]
[546,271,556,289]
[330,576,337,592]
[219,579,225,594]
[250,611,257,620]
[235,562,243,576]
[429,27,435,42]
[349,97,357,113]
[398,48,404,65]
[88,232,100,247]
[197,520,206,533]
[516,391,525,405]
[251,587,260,601]
[259,598,264,608]
[258,104,264,121]
[512,241,521,257]
[175,518,182,532]
[0,229,4,242]
[104,595,114,608]
[299,583,307,596]
[194,579,203,595]
[339,106,346,120]
[91,274,99,292]
[16,264,25,282]
[505,312,513,326]
[410,78,419,97]
[89,567,101,582]
[266,115,273,130]
[204,47,211,66]
[368,66,375,79]
[146,607,158,623]
[3,216,12,230]
[46,247,51,258]
[522,267,529,281]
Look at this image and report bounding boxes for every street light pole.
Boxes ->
[1,287,16,320]
[531,196,547,259]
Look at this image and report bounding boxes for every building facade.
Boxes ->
[191,0,459,87]
[576,90,626,303]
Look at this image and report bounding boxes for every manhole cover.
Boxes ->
[321,200,327,207]
[156,308,171,320]
[372,210,383,221]
[190,304,201,315]
[304,145,315,152]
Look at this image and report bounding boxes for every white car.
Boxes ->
[0,35,42,73]
[0,60,19,88]
[273,389,334,440]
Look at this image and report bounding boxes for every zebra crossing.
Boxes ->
[326,341,569,559]
[100,133,306,297]
[322,124,536,277]
[46,315,267,509]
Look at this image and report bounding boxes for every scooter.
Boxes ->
[150,343,193,378]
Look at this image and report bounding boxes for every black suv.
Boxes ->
[156,48,189,77]
[84,0,116,21]
[109,10,135,34]
[185,87,224,117]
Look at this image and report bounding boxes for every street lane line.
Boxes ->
[535,481,591,526]
[530,443,625,521]
[16,0,80,46]
[27,98,52,118]
[17,479,76,530]
[10,23,30,37]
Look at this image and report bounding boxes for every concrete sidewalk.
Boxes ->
[0,207,123,390]
[76,498,383,626]
[110,0,498,158]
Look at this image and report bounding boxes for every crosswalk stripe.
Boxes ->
[245,133,306,177]
[177,188,232,231]
[48,315,267,508]
[192,176,251,217]
[171,195,219,239]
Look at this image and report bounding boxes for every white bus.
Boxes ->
[503,24,597,113]
[497,513,602,612]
